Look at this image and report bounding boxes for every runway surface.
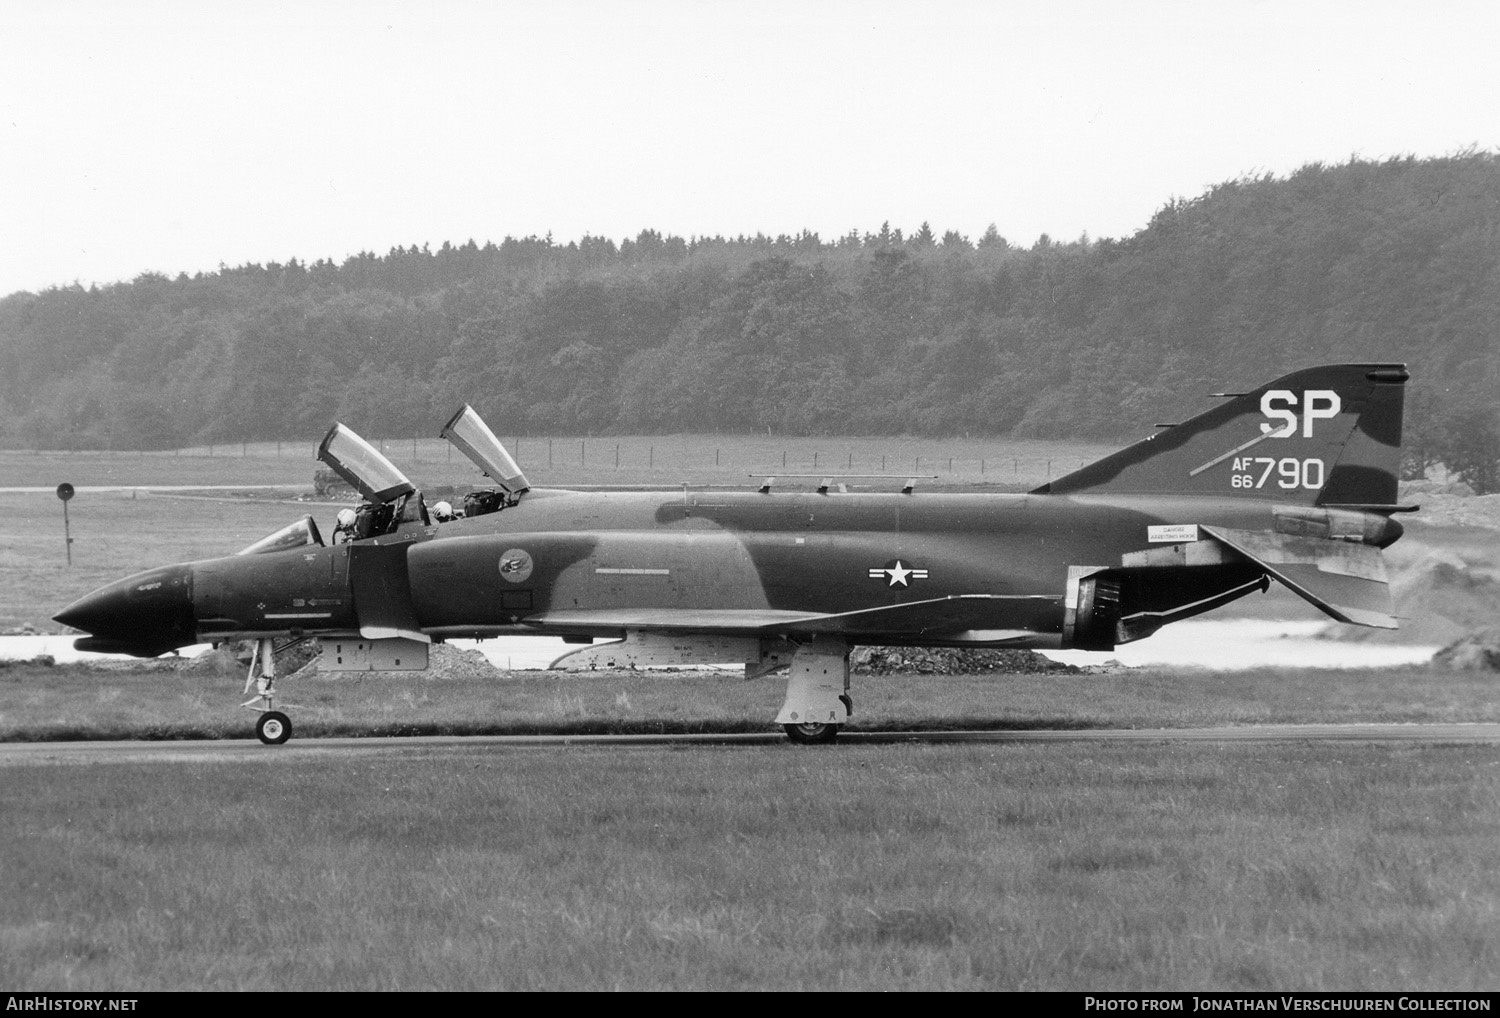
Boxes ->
[3,723,1498,766]
[1,484,307,493]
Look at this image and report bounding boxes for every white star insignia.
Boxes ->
[868,560,929,587]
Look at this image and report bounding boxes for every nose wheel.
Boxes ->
[255,711,292,745]
[241,636,310,745]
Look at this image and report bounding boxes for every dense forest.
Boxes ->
[1,152,1497,487]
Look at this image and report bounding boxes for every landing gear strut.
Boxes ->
[242,636,310,745]
[774,636,852,744]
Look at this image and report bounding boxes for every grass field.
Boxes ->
[2,658,1497,990]
[1,737,1496,990]
[3,657,1500,742]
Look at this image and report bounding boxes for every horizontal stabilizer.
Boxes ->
[1201,526,1397,629]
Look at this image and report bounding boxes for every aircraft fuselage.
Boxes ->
[58,487,1347,657]
[52,363,1413,744]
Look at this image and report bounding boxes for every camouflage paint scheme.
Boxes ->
[56,364,1410,743]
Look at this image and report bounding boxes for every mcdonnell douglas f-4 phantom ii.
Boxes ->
[55,363,1412,744]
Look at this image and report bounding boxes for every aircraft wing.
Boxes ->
[523,607,827,633]
[525,594,1054,641]
[1200,525,1398,629]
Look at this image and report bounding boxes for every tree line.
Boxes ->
[1,152,1497,490]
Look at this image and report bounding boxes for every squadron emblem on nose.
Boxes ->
[498,549,534,584]
[868,560,928,587]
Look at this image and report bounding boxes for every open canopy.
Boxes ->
[317,423,415,503]
[440,405,530,495]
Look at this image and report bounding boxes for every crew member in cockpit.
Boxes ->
[432,501,457,522]
[331,508,357,544]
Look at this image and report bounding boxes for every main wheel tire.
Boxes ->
[256,711,292,746]
[783,722,840,745]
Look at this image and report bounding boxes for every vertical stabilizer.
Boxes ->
[1036,364,1407,506]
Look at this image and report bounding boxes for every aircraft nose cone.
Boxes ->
[54,565,196,657]
[53,588,115,633]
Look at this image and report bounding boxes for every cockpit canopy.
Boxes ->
[317,423,416,503]
[440,405,530,495]
[238,515,324,555]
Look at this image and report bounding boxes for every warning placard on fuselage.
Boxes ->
[1147,524,1200,544]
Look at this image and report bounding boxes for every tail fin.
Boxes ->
[1036,363,1407,507]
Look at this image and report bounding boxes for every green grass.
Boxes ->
[1,740,1496,990]
[5,651,1497,991]
[4,659,1500,743]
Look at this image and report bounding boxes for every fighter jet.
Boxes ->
[55,363,1411,744]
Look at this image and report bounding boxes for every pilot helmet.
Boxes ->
[433,501,453,519]
[336,508,357,528]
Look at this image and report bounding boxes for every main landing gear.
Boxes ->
[242,636,311,745]
[775,636,853,744]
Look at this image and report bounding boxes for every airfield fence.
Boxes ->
[13,435,1113,491]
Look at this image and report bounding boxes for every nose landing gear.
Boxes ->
[241,636,312,745]
[255,710,292,745]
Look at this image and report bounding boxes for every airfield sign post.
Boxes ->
[56,482,74,566]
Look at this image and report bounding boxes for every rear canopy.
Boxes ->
[440,404,530,495]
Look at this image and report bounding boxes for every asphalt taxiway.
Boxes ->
[2,724,1498,766]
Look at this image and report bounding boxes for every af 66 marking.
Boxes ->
[1231,456,1325,490]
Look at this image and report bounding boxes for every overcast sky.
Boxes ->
[1,0,1495,297]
